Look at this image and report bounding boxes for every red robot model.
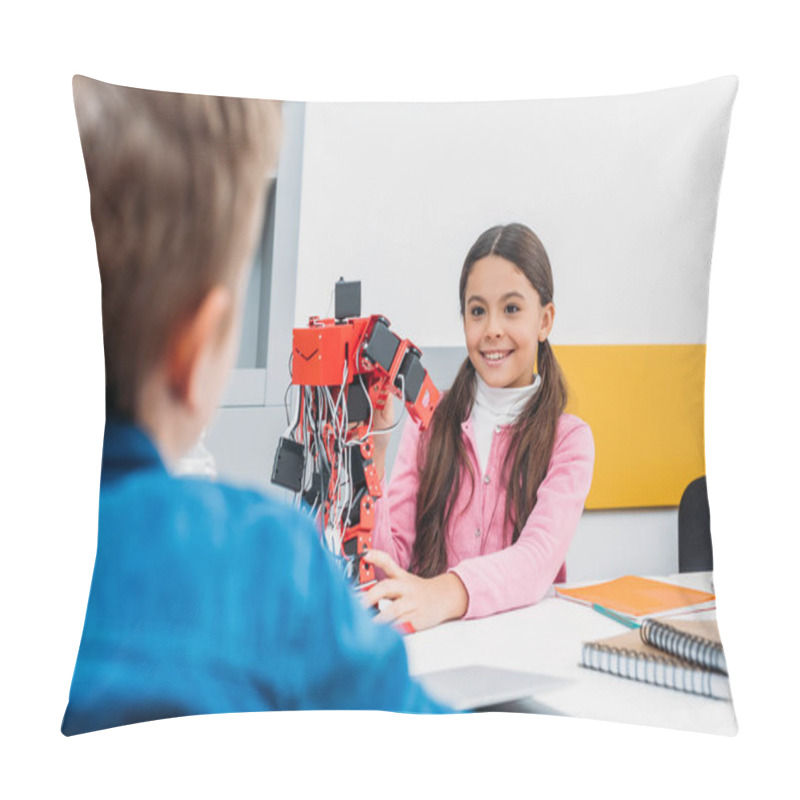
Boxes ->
[271,279,440,589]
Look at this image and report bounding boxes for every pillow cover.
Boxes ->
[65,76,738,736]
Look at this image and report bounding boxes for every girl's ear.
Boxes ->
[166,285,233,412]
[539,302,555,342]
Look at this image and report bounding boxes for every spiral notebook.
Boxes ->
[640,618,727,674]
[581,618,731,700]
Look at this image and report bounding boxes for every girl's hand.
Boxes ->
[372,395,395,433]
[361,549,469,632]
[371,398,394,480]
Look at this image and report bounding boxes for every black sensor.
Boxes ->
[346,379,371,423]
[271,437,305,493]
[335,278,361,320]
[362,318,401,372]
[395,349,426,404]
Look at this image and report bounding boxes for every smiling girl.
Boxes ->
[364,223,595,631]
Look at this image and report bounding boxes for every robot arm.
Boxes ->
[271,279,440,588]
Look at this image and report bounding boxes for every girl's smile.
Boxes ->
[463,254,555,389]
[480,349,513,365]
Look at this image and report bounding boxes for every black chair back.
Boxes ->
[678,475,714,572]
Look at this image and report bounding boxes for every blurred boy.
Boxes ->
[62,76,448,735]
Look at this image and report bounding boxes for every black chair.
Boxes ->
[678,475,714,572]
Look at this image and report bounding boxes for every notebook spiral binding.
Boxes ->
[641,619,727,675]
[581,643,724,699]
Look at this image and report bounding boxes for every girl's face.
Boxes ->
[463,255,554,389]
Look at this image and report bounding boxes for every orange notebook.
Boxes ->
[555,576,716,621]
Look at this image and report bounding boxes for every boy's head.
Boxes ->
[73,76,281,460]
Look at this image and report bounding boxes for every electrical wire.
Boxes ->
[283,330,416,580]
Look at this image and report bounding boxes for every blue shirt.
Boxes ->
[62,419,448,735]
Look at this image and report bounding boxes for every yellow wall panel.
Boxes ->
[554,345,706,510]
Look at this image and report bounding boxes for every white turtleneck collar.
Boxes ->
[470,372,541,475]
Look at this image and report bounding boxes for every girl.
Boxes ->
[364,223,595,631]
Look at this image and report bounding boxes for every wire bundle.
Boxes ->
[281,353,407,582]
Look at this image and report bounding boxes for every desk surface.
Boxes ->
[404,572,737,735]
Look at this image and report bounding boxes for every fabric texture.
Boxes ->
[62,419,449,735]
[372,413,595,619]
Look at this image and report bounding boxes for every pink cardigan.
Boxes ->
[372,413,595,619]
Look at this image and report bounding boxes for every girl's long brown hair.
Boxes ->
[410,224,568,578]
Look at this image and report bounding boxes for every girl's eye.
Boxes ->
[469,306,485,317]
[505,304,520,314]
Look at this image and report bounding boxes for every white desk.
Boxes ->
[404,572,737,735]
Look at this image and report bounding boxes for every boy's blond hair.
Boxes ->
[73,76,281,417]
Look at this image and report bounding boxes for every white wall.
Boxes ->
[295,81,734,348]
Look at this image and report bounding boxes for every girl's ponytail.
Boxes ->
[411,358,476,578]
[503,338,568,544]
